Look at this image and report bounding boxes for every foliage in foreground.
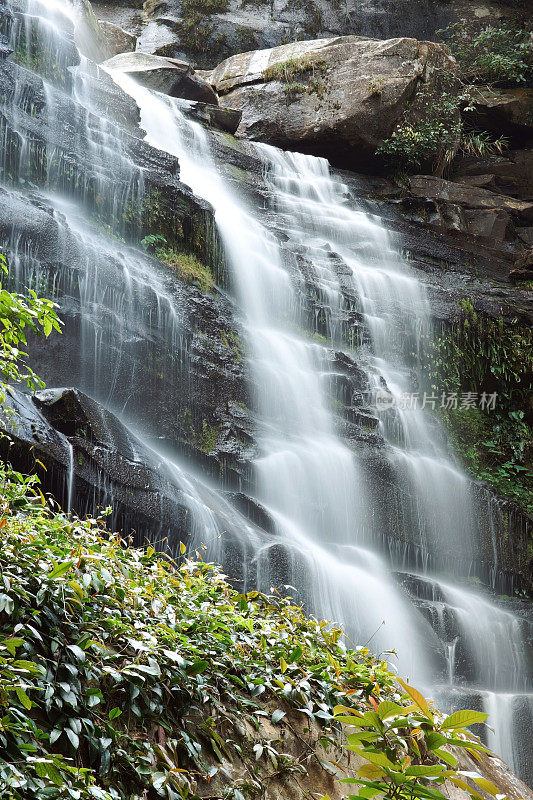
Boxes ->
[0,466,513,800]
[325,696,508,800]
[0,465,395,800]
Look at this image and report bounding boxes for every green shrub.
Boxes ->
[376,74,467,174]
[0,252,61,406]
[440,23,533,86]
[323,687,508,800]
[420,301,532,514]
[0,465,401,799]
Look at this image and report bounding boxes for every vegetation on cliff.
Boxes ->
[378,24,532,174]
[421,301,532,519]
[0,468,519,800]
[0,253,61,406]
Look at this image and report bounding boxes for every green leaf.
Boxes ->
[288,645,302,662]
[15,687,32,709]
[65,728,79,749]
[377,701,404,721]
[272,709,286,723]
[109,707,122,720]
[46,763,64,787]
[440,710,487,730]
[185,659,208,676]
[433,748,457,767]
[3,637,23,655]
[48,561,74,580]
[405,765,446,776]
[66,644,86,662]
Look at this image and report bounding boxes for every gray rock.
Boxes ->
[456,149,533,201]
[209,36,459,169]
[103,50,218,103]
[463,208,513,242]
[99,19,136,55]
[0,388,192,549]
[466,87,533,143]
[180,101,241,133]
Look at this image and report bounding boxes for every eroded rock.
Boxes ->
[466,87,533,144]
[409,175,533,222]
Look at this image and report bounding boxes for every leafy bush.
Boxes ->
[377,81,463,174]
[440,24,533,86]
[323,688,507,800]
[0,468,403,799]
[0,252,61,406]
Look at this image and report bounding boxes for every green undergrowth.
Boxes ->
[0,465,396,799]
[0,466,518,800]
[439,23,533,87]
[141,235,214,293]
[420,301,532,516]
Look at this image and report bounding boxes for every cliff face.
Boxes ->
[93,0,529,70]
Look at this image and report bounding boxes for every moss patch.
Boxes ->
[157,247,214,293]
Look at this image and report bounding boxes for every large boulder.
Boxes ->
[103,51,218,103]
[209,36,458,168]
[71,0,135,62]
[455,149,533,202]
[129,0,528,71]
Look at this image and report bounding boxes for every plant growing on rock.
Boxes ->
[439,23,533,87]
[376,70,471,175]
[0,468,519,800]
[420,301,532,516]
[142,235,214,293]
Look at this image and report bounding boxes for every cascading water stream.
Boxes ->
[110,71,442,682]
[108,73,532,777]
[1,0,531,781]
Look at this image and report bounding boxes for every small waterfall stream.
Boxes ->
[0,0,531,783]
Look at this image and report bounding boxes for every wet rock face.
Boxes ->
[1,388,193,547]
[208,36,459,170]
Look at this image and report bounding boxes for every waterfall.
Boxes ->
[1,0,531,783]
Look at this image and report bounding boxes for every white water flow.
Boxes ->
[110,72,440,680]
